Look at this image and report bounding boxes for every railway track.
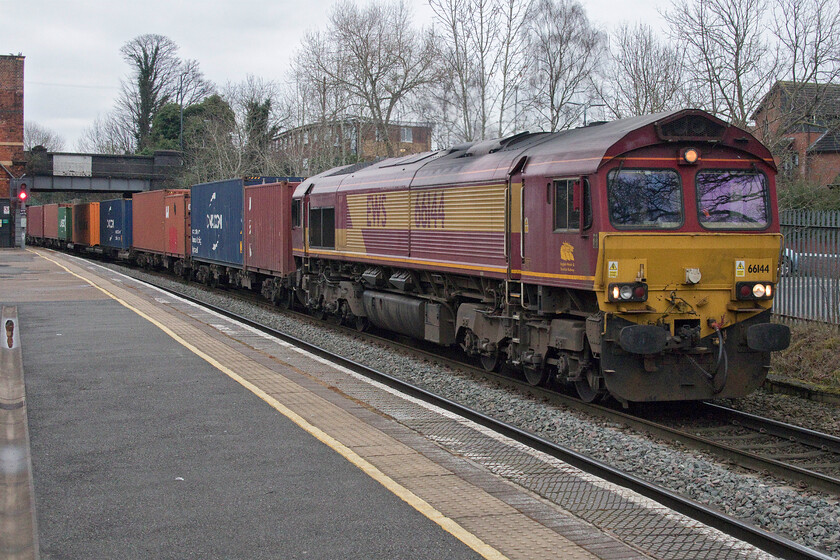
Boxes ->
[103,261,833,560]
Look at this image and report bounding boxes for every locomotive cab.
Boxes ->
[584,113,790,402]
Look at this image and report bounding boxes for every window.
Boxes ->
[552,179,592,231]
[607,169,682,229]
[401,127,413,143]
[292,200,301,228]
[553,180,579,230]
[696,171,769,230]
[309,207,335,248]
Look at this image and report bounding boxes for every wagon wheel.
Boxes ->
[479,352,502,373]
[523,364,548,386]
[277,289,294,310]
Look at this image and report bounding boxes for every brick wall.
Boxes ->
[0,55,25,199]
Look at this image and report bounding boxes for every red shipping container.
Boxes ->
[27,205,44,239]
[72,202,100,246]
[44,204,59,240]
[244,182,297,275]
[132,189,188,254]
[165,191,190,258]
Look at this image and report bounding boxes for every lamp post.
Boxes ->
[566,101,606,126]
[178,71,187,153]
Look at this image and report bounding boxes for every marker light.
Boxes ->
[752,284,766,298]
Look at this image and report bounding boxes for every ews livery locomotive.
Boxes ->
[292,109,790,404]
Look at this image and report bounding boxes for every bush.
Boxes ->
[771,321,840,388]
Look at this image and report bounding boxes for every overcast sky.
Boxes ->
[4,0,666,150]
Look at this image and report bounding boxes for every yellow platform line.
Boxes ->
[32,250,509,560]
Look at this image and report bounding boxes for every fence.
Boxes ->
[775,210,840,325]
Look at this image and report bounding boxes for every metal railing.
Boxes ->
[776,210,840,325]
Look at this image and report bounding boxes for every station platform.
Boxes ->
[1,248,776,560]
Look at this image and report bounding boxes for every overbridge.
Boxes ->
[11,150,182,194]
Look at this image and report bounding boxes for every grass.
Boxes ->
[770,321,840,389]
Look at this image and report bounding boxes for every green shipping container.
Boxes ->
[58,206,73,241]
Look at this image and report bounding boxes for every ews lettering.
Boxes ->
[366,194,387,227]
[415,191,445,228]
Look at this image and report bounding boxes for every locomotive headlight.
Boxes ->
[681,147,700,164]
[608,283,648,302]
[736,282,774,300]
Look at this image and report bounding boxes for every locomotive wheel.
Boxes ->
[277,290,295,309]
[523,364,548,386]
[354,316,369,332]
[479,352,501,372]
[574,370,605,403]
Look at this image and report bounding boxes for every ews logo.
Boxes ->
[366,194,387,227]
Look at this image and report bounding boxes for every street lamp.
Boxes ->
[566,101,606,126]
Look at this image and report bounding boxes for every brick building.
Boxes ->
[273,117,432,176]
[752,81,840,187]
[0,55,25,198]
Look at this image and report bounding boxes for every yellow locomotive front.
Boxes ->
[590,151,791,403]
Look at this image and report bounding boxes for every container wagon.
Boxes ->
[244,181,299,305]
[100,198,133,255]
[57,205,72,245]
[71,202,100,249]
[27,205,44,242]
[43,204,59,245]
[190,179,244,286]
[132,189,189,269]
[164,191,191,276]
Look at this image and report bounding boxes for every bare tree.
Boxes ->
[76,112,136,154]
[24,122,65,151]
[223,76,290,175]
[525,0,604,132]
[496,0,533,135]
[175,59,215,108]
[663,0,777,127]
[297,1,437,157]
[595,23,689,119]
[762,0,840,139]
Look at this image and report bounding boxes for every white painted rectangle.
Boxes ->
[54,155,92,177]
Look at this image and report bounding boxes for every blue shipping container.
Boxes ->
[190,178,244,266]
[100,198,133,250]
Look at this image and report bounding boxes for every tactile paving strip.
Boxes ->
[302,375,774,560]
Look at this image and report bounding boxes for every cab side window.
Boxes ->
[553,179,591,231]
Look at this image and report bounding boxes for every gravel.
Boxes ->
[110,264,840,558]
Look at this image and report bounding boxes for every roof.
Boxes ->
[296,109,773,198]
[808,129,840,153]
[752,81,840,122]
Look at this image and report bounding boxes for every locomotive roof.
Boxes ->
[295,109,773,197]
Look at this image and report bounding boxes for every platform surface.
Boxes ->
[1,248,777,560]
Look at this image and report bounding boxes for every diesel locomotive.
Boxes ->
[290,109,790,404]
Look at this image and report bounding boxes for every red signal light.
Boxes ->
[18,190,27,201]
